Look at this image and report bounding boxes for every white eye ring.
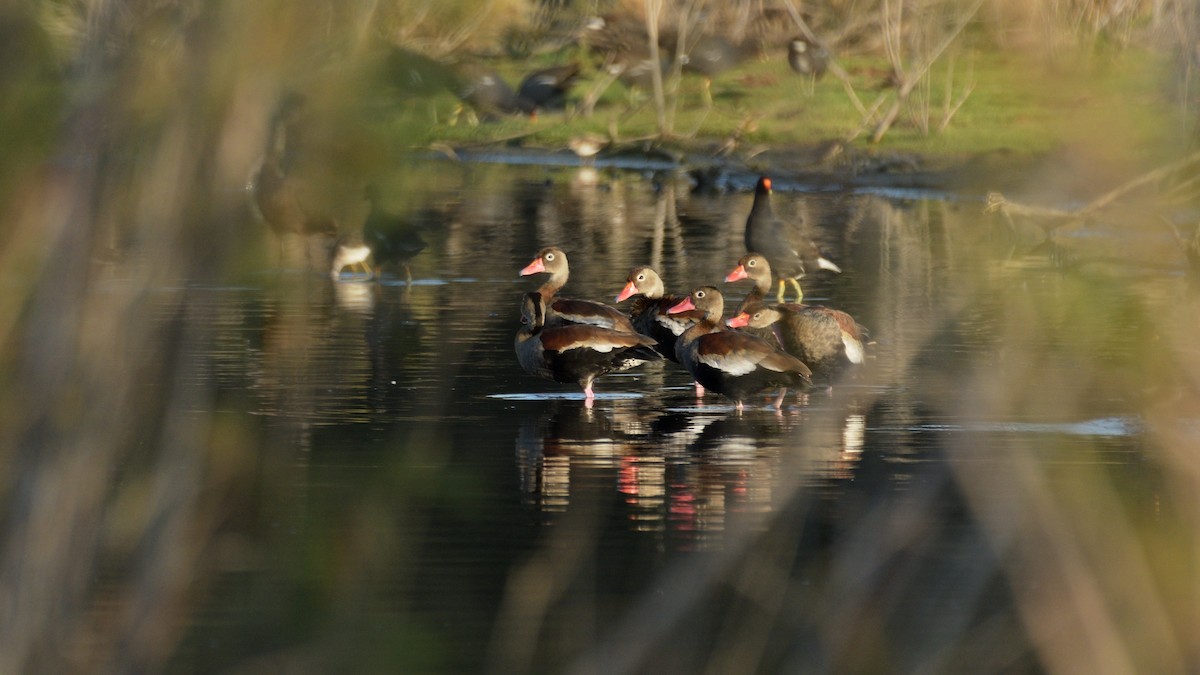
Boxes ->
[636,274,645,281]
[545,252,555,261]
[747,259,756,266]
[696,290,706,298]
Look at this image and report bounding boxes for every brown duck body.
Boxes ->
[520,247,636,332]
[726,254,866,386]
[744,177,840,300]
[668,287,811,410]
[730,303,863,386]
[615,266,692,361]
[253,157,336,239]
[250,93,339,267]
[515,293,659,402]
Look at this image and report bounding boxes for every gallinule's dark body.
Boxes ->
[516,63,581,113]
[614,266,691,362]
[667,287,812,410]
[744,177,840,302]
[787,36,830,80]
[516,292,659,404]
[677,35,753,104]
[362,185,427,283]
[455,66,530,120]
[455,63,580,121]
[520,247,636,332]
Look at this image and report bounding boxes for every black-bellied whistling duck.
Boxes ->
[726,252,782,311]
[744,177,840,302]
[515,292,660,406]
[520,247,636,332]
[614,266,691,361]
[727,302,865,389]
[252,153,339,262]
[667,286,812,411]
[726,253,867,386]
[724,252,785,344]
[249,92,338,268]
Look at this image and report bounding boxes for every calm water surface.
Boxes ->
[158,161,1188,672]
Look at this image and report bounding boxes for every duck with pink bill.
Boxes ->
[520,247,636,332]
[515,292,659,408]
[727,301,865,391]
[667,286,811,411]
[744,177,841,302]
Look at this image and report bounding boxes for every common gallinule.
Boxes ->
[454,66,530,122]
[362,185,427,283]
[727,302,865,389]
[516,63,581,114]
[520,247,637,332]
[744,177,841,302]
[329,232,373,281]
[667,287,812,411]
[677,35,754,106]
[515,292,660,406]
[787,35,830,82]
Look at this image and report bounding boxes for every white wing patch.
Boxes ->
[656,314,690,336]
[698,351,759,376]
[562,342,616,353]
[817,257,842,273]
[842,332,864,364]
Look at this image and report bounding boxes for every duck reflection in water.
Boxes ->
[515,403,622,515]
[511,405,777,547]
[514,403,871,545]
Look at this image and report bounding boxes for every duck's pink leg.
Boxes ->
[772,388,787,409]
[694,381,705,397]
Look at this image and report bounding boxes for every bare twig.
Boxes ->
[985,150,1200,230]
[577,68,621,119]
[1076,151,1200,217]
[843,92,890,143]
[871,0,986,143]
[644,0,669,136]
[938,80,976,133]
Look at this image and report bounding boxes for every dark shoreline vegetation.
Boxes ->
[4,1,1200,672]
